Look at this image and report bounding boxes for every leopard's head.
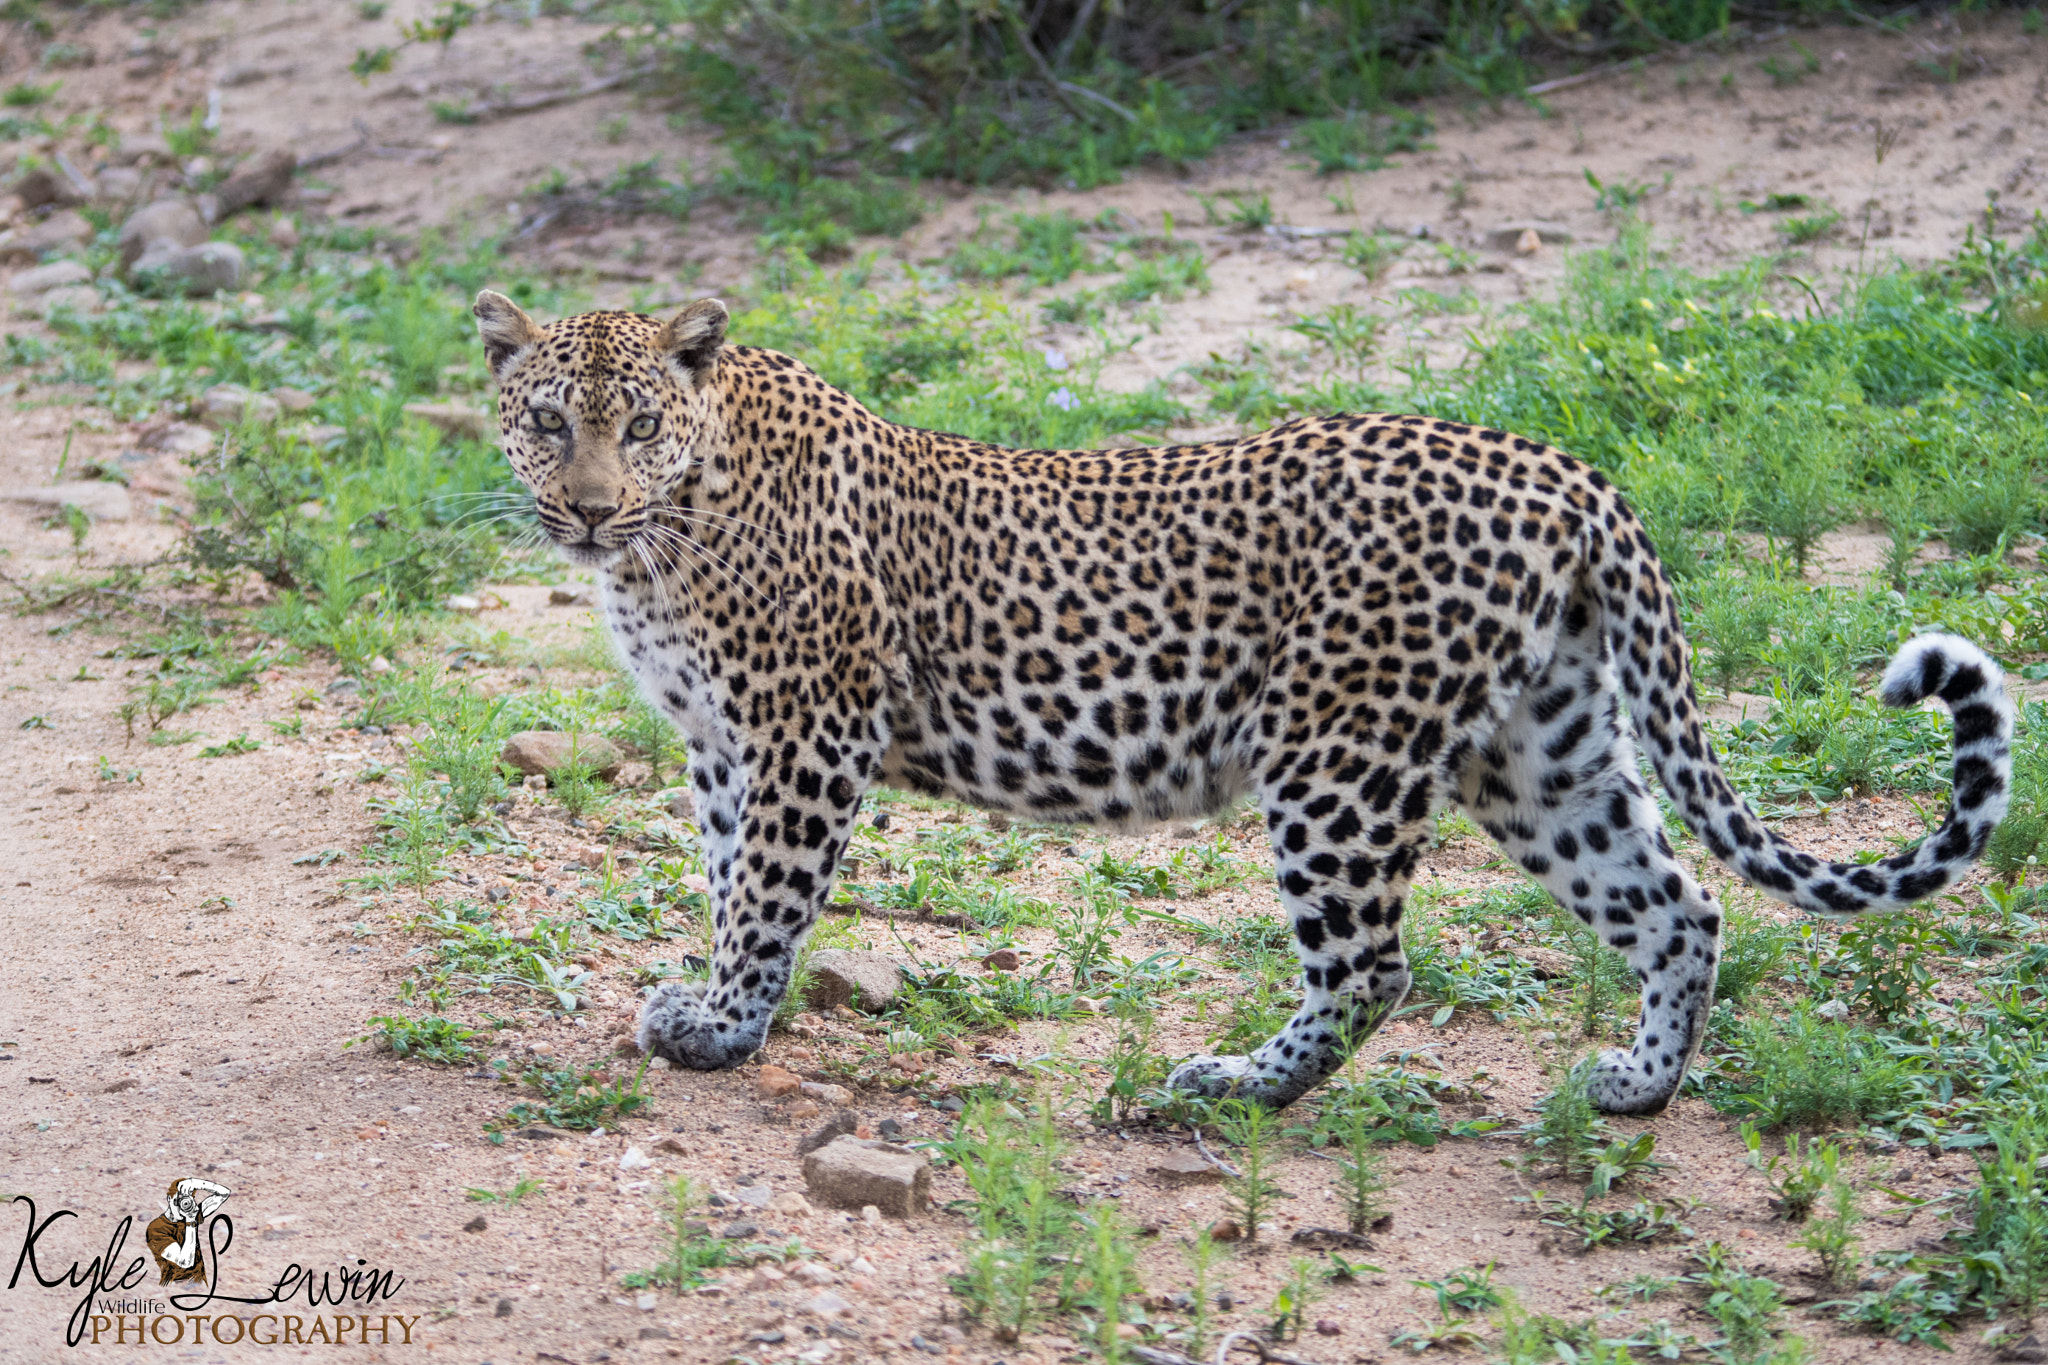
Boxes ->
[473,291,728,568]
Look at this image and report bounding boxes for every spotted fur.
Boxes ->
[474,290,2014,1114]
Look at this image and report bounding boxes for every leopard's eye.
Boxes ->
[628,414,659,440]
[534,409,565,432]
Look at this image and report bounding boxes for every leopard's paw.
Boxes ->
[636,980,764,1071]
[1584,1047,1678,1116]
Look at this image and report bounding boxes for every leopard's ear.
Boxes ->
[658,298,728,389]
[474,290,543,382]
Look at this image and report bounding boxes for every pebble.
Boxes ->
[981,948,1021,971]
[804,1291,853,1318]
[199,383,279,427]
[8,259,92,295]
[117,197,205,268]
[618,1146,652,1171]
[755,1064,802,1100]
[1209,1218,1244,1241]
[132,239,243,296]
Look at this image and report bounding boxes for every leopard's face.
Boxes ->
[473,292,729,568]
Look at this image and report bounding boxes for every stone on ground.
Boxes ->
[802,948,906,1012]
[800,1135,929,1217]
[499,730,622,781]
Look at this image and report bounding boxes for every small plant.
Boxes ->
[549,738,608,819]
[1268,1257,1322,1341]
[1331,1091,1394,1234]
[491,1058,651,1135]
[1832,910,1940,1019]
[1740,1124,1833,1222]
[1781,208,1842,245]
[625,1177,732,1294]
[463,1176,544,1205]
[1217,1100,1285,1240]
[1341,230,1405,283]
[266,714,305,737]
[197,732,260,757]
[1685,1243,1791,1364]
[1714,904,1790,1006]
[1527,1056,1603,1175]
[1791,1163,1861,1287]
[1182,1228,1223,1359]
[1533,1194,1695,1250]
[1585,168,1659,213]
[352,1014,477,1064]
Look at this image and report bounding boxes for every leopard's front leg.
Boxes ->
[637,742,873,1070]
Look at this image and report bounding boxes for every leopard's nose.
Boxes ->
[569,498,619,528]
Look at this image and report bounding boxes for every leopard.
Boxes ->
[473,288,2014,1115]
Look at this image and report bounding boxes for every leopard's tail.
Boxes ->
[1649,632,2012,916]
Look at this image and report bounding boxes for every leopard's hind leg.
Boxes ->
[1168,773,1438,1110]
[1460,591,1722,1115]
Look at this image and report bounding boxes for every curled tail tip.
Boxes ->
[1879,633,2007,710]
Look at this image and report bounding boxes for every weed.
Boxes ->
[1712,1004,1926,1131]
[1781,208,1842,245]
[1341,230,1406,283]
[1298,108,1430,175]
[351,1014,477,1064]
[1534,1193,1695,1250]
[1268,1257,1322,1341]
[1831,910,1941,1019]
[1791,1163,1861,1287]
[1181,1230,1223,1358]
[946,1095,1088,1340]
[491,1058,650,1136]
[463,1176,544,1205]
[1740,1124,1834,1222]
[1413,1262,1502,1316]
[1526,1056,1603,1174]
[1330,1087,1395,1233]
[1686,1243,1792,1364]
[624,1177,732,1293]
[1216,1100,1284,1239]
[1715,904,1791,1006]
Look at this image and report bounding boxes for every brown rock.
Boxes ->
[214,149,296,218]
[18,209,92,257]
[14,165,82,211]
[1149,1149,1221,1179]
[499,730,622,781]
[755,1064,802,1099]
[117,197,206,269]
[1208,1218,1244,1241]
[797,1110,858,1156]
[981,948,1021,971]
[802,949,905,1013]
[800,1136,929,1218]
[653,1136,688,1156]
[3,481,131,521]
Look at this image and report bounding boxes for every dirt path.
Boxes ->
[1,3,2043,1363]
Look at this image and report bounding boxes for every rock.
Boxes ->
[1514,228,1543,256]
[463,1215,486,1233]
[214,149,296,218]
[767,1190,812,1218]
[654,1136,688,1156]
[93,166,144,205]
[634,1291,657,1311]
[132,240,244,296]
[118,134,173,167]
[1509,946,1576,980]
[493,1298,512,1317]
[797,1110,859,1156]
[618,1146,652,1171]
[788,1098,820,1120]
[549,583,593,606]
[804,1291,853,1318]
[33,285,99,319]
[791,1261,835,1284]
[1315,1320,1344,1336]
[4,482,131,521]
[755,1064,802,1100]
[14,165,83,210]
[720,1220,759,1239]
[662,787,695,823]
[404,401,493,442]
[142,421,218,457]
[1999,1334,2048,1363]
[981,948,1021,971]
[118,197,206,269]
[1208,1218,1244,1241]
[1150,1149,1221,1179]
[500,730,622,781]
[799,1080,855,1106]
[801,1136,930,1218]
[8,259,91,295]
[199,383,281,428]
[802,949,906,1013]
[749,1264,786,1290]
[19,210,92,256]
[639,1327,672,1340]
[208,1062,251,1083]
[1485,221,1574,251]
[445,594,484,614]
[268,216,299,249]
[269,387,315,412]
[734,1184,773,1209]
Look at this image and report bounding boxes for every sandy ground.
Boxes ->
[0,3,2044,1363]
